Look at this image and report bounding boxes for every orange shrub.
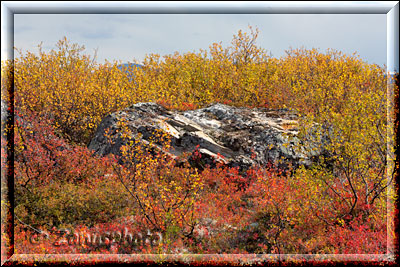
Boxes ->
[4,25,395,256]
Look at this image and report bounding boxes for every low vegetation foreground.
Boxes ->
[1,27,396,260]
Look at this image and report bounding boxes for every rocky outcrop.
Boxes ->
[1,99,8,132]
[88,102,328,172]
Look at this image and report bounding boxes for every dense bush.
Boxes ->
[1,26,395,257]
[13,109,133,227]
[2,26,387,144]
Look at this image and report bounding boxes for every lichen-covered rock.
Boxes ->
[88,102,328,171]
[1,99,8,133]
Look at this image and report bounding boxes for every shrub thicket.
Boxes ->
[1,26,395,256]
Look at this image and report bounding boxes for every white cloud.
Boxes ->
[12,13,386,66]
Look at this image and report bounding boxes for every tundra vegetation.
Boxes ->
[1,26,396,258]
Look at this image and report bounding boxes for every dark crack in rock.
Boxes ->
[88,102,329,172]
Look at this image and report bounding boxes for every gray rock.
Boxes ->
[1,99,8,133]
[88,102,328,172]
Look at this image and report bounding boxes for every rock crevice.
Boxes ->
[88,102,327,171]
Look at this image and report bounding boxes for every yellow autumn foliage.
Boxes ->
[2,27,388,147]
[4,26,396,255]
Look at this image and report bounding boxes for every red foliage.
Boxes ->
[12,107,389,256]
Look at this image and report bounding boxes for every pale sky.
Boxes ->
[2,2,398,69]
